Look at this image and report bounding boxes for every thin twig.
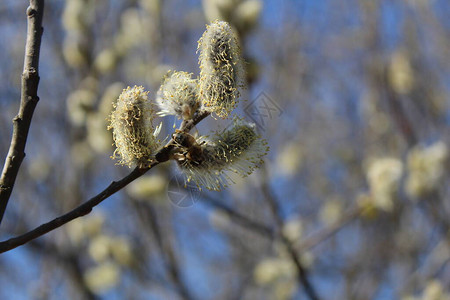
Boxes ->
[145,204,195,300]
[202,192,363,255]
[381,67,418,146]
[296,205,363,253]
[261,169,321,300]
[200,194,275,237]
[28,240,99,300]
[0,111,210,253]
[0,0,45,225]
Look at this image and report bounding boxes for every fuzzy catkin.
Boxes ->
[156,71,201,120]
[198,20,244,118]
[214,120,266,175]
[108,86,160,167]
[178,118,268,190]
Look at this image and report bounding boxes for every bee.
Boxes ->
[154,130,206,163]
[172,130,205,164]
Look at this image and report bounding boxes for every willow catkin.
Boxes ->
[214,118,268,176]
[108,86,161,167]
[156,71,201,120]
[177,118,268,190]
[198,20,245,118]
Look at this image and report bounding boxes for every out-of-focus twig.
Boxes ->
[28,240,99,300]
[381,70,418,146]
[261,169,321,300]
[296,205,363,253]
[201,194,275,238]
[0,0,45,225]
[203,192,365,254]
[144,204,195,300]
[204,192,367,257]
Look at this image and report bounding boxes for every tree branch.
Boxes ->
[295,205,363,253]
[0,111,210,253]
[200,194,275,238]
[144,204,195,300]
[201,193,364,257]
[0,0,45,225]
[0,166,151,253]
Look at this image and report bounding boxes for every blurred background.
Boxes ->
[0,0,449,299]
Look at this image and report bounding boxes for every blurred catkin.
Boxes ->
[405,141,448,198]
[366,157,403,212]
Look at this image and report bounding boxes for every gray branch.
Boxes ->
[0,0,45,225]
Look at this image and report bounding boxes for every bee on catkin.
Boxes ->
[156,71,201,120]
[108,86,161,167]
[177,138,226,191]
[198,20,245,118]
[176,118,268,190]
